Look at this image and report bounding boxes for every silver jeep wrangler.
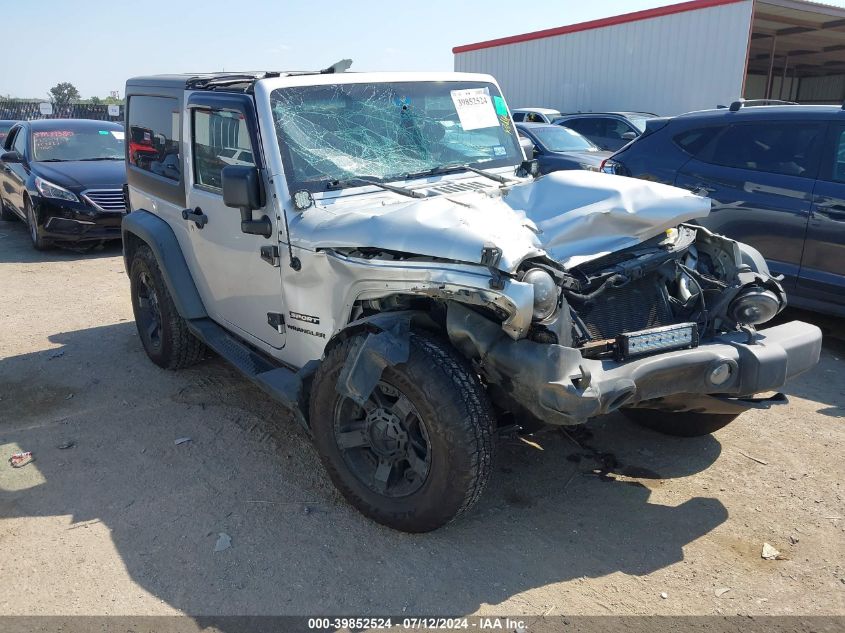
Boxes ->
[122,67,822,532]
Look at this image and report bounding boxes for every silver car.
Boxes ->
[122,69,821,532]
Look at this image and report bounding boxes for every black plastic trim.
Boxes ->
[121,209,207,319]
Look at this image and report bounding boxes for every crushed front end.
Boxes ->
[447,224,822,426]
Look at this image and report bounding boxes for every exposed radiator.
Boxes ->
[578,280,674,340]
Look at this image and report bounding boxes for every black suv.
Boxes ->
[602,103,845,318]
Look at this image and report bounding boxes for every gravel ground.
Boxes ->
[0,219,843,617]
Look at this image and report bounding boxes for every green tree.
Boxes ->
[89,96,102,105]
[48,82,81,107]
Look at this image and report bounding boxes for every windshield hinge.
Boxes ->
[260,245,280,267]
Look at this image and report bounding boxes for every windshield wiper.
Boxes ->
[76,157,123,161]
[326,176,425,199]
[37,159,65,162]
[400,163,514,185]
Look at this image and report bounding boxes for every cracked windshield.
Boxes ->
[270,81,522,192]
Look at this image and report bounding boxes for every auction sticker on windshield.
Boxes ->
[450,88,499,131]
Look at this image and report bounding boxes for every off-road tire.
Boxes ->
[0,193,17,221]
[129,244,205,369]
[621,408,740,437]
[310,331,495,532]
[25,197,51,250]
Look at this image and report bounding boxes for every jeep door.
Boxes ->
[675,120,824,290]
[185,95,286,349]
[797,123,845,312]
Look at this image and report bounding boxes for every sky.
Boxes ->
[2,0,845,99]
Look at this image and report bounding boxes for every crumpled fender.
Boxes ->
[332,311,436,405]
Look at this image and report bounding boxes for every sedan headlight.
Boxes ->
[35,176,79,202]
[523,268,559,320]
[728,287,782,325]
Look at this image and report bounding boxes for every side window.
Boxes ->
[566,118,600,137]
[827,126,845,184]
[192,109,256,190]
[525,112,544,123]
[604,118,633,140]
[673,127,723,156]
[704,122,823,178]
[0,128,12,150]
[511,112,525,122]
[13,128,27,156]
[127,95,181,182]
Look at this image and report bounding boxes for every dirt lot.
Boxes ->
[1,218,844,618]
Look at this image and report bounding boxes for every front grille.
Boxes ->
[579,280,674,340]
[82,189,126,213]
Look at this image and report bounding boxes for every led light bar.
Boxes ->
[617,322,699,360]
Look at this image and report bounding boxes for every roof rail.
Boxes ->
[729,99,798,112]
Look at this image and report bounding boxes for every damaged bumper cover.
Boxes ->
[446,303,822,425]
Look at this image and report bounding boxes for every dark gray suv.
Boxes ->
[602,102,845,318]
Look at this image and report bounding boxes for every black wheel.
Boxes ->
[24,197,51,250]
[129,245,205,369]
[310,332,495,532]
[0,192,17,221]
[621,408,740,437]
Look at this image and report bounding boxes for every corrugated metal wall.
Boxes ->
[798,75,845,103]
[454,1,754,116]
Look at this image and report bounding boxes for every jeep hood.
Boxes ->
[294,171,711,272]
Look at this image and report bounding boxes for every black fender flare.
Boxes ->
[327,310,439,405]
[122,210,207,320]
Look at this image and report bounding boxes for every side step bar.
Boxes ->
[186,318,311,429]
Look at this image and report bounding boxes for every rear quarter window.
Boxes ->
[127,95,181,182]
[672,127,722,156]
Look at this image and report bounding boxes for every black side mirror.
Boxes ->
[1,151,22,163]
[532,147,541,157]
[222,165,271,238]
[516,159,541,178]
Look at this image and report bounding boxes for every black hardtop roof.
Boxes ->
[126,72,274,91]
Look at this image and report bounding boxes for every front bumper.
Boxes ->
[446,304,822,425]
[36,197,123,242]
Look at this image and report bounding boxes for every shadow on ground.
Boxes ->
[0,219,123,264]
[770,308,845,418]
[0,321,730,619]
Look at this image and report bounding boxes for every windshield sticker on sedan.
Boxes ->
[492,146,506,156]
[450,88,499,131]
[34,131,74,137]
[110,131,125,140]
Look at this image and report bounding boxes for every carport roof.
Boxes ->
[748,0,845,77]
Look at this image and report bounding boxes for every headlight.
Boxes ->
[728,287,781,325]
[523,268,559,320]
[35,176,78,202]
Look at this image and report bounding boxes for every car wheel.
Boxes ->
[25,197,51,250]
[129,244,206,369]
[0,192,17,221]
[621,408,740,437]
[310,331,495,532]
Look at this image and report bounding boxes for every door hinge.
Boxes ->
[267,312,285,333]
[260,245,280,267]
